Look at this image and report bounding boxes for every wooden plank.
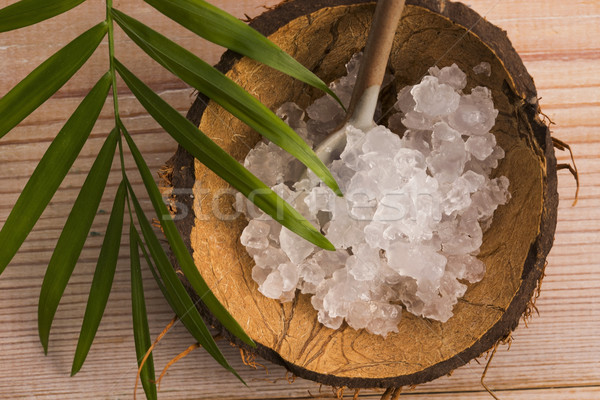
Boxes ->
[292,386,600,400]
[1,0,599,399]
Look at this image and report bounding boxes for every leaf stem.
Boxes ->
[106,0,131,215]
[106,0,119,120]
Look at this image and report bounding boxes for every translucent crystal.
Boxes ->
[299,257,326,286]
[466,132,496,160]
[316,309,344,330]
[369,303,402,336]
[280,227,315,264]
[306,95,344,132]
[473,61,491,76]
[373,191,412,223]
[312,249,349,277]
[462,170,486,192]
[448,86,498,136]
[238,59,510,335]
[432,121,461,144]
[427,133,467,183]
[411,76,461,117]
[271,182,296,203]
[325,214,365,249]
[347,300,401,336]
[387,241,446,284]
[259,271,284,299]
[395,85,416,113]
[347,171,380,202]
[347,190,378,221]
[441,176,472,215]
[304,185,335,215]
[400,130,431,157]
[244,142,291,186]
[401,110,436,131]
[362,125,403,158]
[340,125,367,171]
[252,265,271,286]
[429,63,467,90]
[330,159,355,192]
[393,148,426,172]
[347,243,380,281]
[446,254,486,283]
[277,102,312,145]
[240,220,270,250]
[279,262,299,292]
[345,301,372,330]
[362,221,390,250]
[253,245,288,267]
[471,177,510,220]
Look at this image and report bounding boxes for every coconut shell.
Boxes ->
[163,0,558,389]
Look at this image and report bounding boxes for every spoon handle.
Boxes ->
[347,0,405,130]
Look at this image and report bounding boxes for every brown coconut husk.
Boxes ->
[161,0,558,389]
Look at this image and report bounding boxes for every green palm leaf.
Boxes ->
[127,184,244,383]
[0,0,347,391]
[0,73,112,275]
[142,0,342,107]
[129,225,157,400]
[111,8,341,195]
[0,21,108,139]
[71,180,126,376]
[38,128,119,353]
[119,120,256,346]
[135,228,167,298]
[115,59,333,250]
[0,0,86,32]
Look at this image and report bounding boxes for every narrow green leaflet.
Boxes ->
[127,184,244,384]
[111,9,341,196]
[142,0,342,107]
[133,228,171,322]
[71,180,126,376]
[38,128,118,353]
[129,225,157,400]
[131,223,230,385]
[0,0,86,32]
[0,21,107,139]
[115,59,333,251]
[0,73,112,276]
[118,120,255,346]
[135,229,167,299]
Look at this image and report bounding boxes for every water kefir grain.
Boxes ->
[236,53,510,336]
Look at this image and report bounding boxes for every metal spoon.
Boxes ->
[314,0,405,167]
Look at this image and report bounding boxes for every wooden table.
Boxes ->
[1,0,598,398]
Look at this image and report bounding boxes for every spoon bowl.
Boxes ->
[314,0,405,167]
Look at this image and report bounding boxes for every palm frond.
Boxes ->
[38,128,118,353]
[119,119,257,346]
[116,59,334,250]
[0,0,86,32]
[0,1,344,395]
[71,180,127,375]
[0,73,111,275]
[0,22,107,139]
[111,8,341,195]
[127,182,245,384]
[143,0,342,107]
[130,225,158,400]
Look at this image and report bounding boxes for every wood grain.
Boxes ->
[0,0,598,399]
